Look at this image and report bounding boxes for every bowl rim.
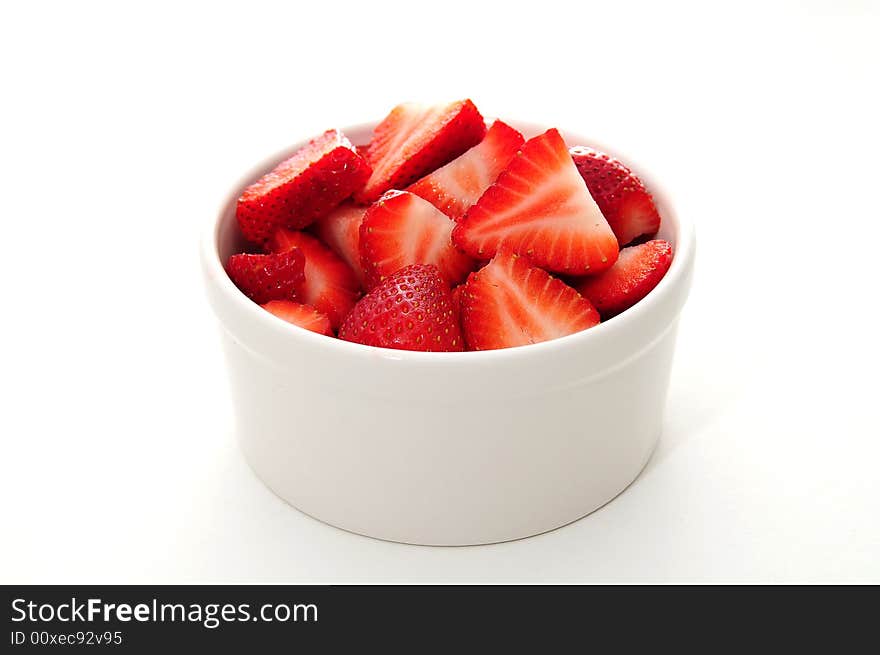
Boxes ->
[202,118,695,366]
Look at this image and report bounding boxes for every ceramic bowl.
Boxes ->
[201,121,695,545]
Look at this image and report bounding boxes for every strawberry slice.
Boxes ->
[575,239,673,318]
[260,300,333,336]
[460,249,600,351]
[355,144,371,159]
[338,264,463,352]
[226,249,305,304]
[407,120,524,220]
[450,283,465,348]
[359,190,475,289]
[450,284,463,322]
[236,129,371,245]
[453,128,619,275]
[268,229,360,330]
[570,146,661,246]
[310,202,368,288]
[355,100,486,203]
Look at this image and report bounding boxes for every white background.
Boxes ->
[1,1,878,583]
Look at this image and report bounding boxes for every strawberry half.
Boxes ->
[450,284,465,348]
[450,284,463,322]
[338,264,463,352]
[460,249,600,351]
[268,229,360,330]
[359,190,475,289]
[236,129,371,245]
[355,100,486,203]
[310,202,368,289]
[226,249,305,305]
[261,300,333,336]
[407,120,524,220]
[355,144,371,159]
[453,128,619,275]
[570,146,661,246]
[575,239,673,318]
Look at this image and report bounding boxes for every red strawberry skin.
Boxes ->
[407,120,524,220]
[261,300,333,336]
[267,229,360,330]
[575,239,673,318]
[570,146,661,246]
[450,284,463,323]
[460,249,600,351]
[453,128,619,275]
[236,129,371,245]
[359,190,475,289]
[450,284,465,348]
[226,249,305,305]
[310,202,368,288]
[355,100,486,203]
[338,264,463,352]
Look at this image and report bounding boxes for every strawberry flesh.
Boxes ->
[261,300,333,336]
[355,100,486,203]
[407,120,524,220]
[575,239,673,318]
[359,190,475,289]
[236,129,371,245]
[338,264,463,352]
[460,249,600,351]
[267,229,360,330]
[570,146,661,246]
[450,284,463,322]
[453,128,619,275]
[310,202,368,289]
[226,249,305,304]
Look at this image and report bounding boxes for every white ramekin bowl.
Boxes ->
[201,121,695,545]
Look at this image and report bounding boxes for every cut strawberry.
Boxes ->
[575,239,673,318]
[267,229,360,330]
[453,129,619,275]
[460,249,600,351]
[338,264,463,352]
[260,300,333,336]
[570,146,661,246]
[310,202,368,288]
[450,284,465,348]
[226,249,305,305]
[450,284,463,322]
[355,100,486,203]
[236,129,371,245]
[407,120,524,220]
[359,190,475,288]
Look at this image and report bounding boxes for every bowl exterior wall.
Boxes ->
[217,319,680,544]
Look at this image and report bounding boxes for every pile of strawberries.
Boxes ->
[226,99,673,352]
